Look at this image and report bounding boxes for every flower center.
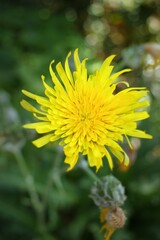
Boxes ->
[80,112,91,121]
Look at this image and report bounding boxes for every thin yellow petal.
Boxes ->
[20,100,45,115]
[22,89,43,101]
[105,149,113,170]
[41,75,56,97]
[125,135,133,149]
[56,62,73,93]
[49,60,64,91]
[127,129,153,139]
[74,48,81,70]
[32,133,53,148]
[23,122,53,133]
[98,55,116,82]
[64,153,78,171]
[65,51,74,85]
[123,152,130,166]
[108,68,131,85]
[110,147,124,163]
[124,111,150,122]
[22,90,50,107]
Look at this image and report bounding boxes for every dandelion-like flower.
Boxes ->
[21,49,152,171]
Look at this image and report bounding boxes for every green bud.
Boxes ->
[90,175,126,209]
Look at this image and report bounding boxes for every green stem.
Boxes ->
[42,148,63,207]
[79,158,102,183]
[13,148,46,235]
[41,148,65,231]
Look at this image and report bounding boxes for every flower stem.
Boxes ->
[79,158,102,183]
[13,148,46,235]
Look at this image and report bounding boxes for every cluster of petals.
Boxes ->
[21,49,152,171]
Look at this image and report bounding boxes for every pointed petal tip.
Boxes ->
[20,100,23,106]
[65,162,74,172]
[123,152,130,166]
[32,133,53,148]
[67,51,72,58]
[75,48,79,53]
[20,99,28,110]
[49,60,55,72]
[125,68,132,72]
[50,59,55,65]
[74,48,80,58]
[146,134,153,139]
[32,139,43,148]
[109,164,114,171]
[95,166,100,173]
[111,54,116,58]
[95,166,104,172]
[32,140,41,148]
[66,166,72,172]
[41,75,45,81]
[21,89,32,97]
[22,123,38,129]
[21,89,26,94]
[22,124,28,129]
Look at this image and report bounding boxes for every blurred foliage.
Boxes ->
[0,0,160,240]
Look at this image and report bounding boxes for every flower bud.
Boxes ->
[106,207,126,229]
[90,175,126,209]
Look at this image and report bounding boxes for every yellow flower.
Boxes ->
[21,49,152,171]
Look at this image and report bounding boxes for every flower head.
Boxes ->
[100,207,126,240]
[21,49,152,171]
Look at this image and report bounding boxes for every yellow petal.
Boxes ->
[88,146,103,171]
[23,122,53,133]
[32,133,53,148]
[110,147,124,163]
[49,60,65,92]
[105,149,114,170]
[127,129,153,139]
[123,152,130,166]
[64,153,78,171]
[65,51,74,85]
[56,62,73,93]
[98,55,116,83]
[108,68,131,85]
[41,76,56,97]
[20,100,46,115]
[74,48,81,70]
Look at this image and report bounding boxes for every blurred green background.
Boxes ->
[0,0,160,239]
